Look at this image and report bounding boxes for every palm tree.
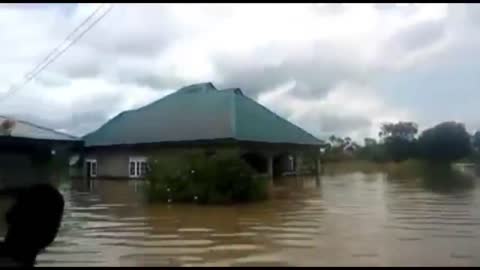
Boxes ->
[329,135,336,144]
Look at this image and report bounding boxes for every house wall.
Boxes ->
[84,145,241,179]
[0,152,37,189]
[0,145,72,189]
[83,142,319,180]
[84,149,129,179]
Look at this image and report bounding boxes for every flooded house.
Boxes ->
[82,82,324,184]
[0,116,83,191]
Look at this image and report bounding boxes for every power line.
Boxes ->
[1,4,112,101]
[24,4,107,80]
[26,4,114,81]
[0,4,114,102]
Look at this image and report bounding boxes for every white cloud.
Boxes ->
[258,80,410,142]
[0,3,478,142]
[0,77,169,136]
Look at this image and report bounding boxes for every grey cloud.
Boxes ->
[45,5,195,84]
[213,58,289,98]
[129,74,185,90]
[2,4,470,142]
[447,4,480,42]
[111,62,188,90]
[68,109,118,136]
[297,112,373,139]
[44,42,105,80]
[3,84,129,136]
[80,5,179,57]
[312,4,346,15]
[389,19,446,53]
[64,64,102,79]
[374,3,417,16]
[35,73,72,88]
[12,109,111,137]
[212,41,370,99]
[374,4,399,11]
[22,4,374,99]
[59,56,103,80]
[79,4,225,58]
[462,4,480,26]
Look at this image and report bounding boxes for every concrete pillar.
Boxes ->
[267,154,274,186]
[81,156,87,181]
[295,153,303,187]
[295,154,302,175]
[315,155,321,187]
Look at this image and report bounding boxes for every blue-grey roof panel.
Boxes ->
[0,115,80,141]
[84,82,323,147]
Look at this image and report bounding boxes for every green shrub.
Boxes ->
[146,152,269,204]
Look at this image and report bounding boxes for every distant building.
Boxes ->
[0,116,83,191]
[343,142,360,156]
[82,82,325,182]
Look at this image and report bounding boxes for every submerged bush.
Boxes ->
[145,152,269,204]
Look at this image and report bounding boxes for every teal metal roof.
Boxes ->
[84,82,323,147]
[0,115,80,141]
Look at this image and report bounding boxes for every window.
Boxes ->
[86,159,97,178]
[129,157,147,178]
[140,162,147,176]
[129,161,135,176]
[92,162,97,177]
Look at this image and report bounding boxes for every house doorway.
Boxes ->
[85,159,97,178]
[241,152,268,173]
[273,153,295,177]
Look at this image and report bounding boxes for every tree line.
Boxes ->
[322,121,478,164]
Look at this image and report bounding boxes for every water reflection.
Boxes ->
[385,166,480,266]
[420,167,475,195]
[2,163,479,266]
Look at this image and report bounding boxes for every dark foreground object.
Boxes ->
[0,184,65,267]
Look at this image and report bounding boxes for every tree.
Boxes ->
[328,135,336,145]
[418,121,471,163]
[384,136,417,162]
[323,135,355,162]
[364,138,377,146]
[357,140,388,162]
[335,137,345,147]
[380,121,418,141]
[379,121,419,162]
[472,131,480,151]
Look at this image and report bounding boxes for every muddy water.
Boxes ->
[4,165,480,266]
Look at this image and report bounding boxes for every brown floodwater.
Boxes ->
[3,163,480,266]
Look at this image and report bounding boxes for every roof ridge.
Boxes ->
[0,115,79,140]
[180,81,215,89]
[133,90,178,113]
[176,82,217,94]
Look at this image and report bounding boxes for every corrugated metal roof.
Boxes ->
[0,115,80,141]
[84,82,323,147]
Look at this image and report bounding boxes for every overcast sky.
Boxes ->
[0,3,479,142]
